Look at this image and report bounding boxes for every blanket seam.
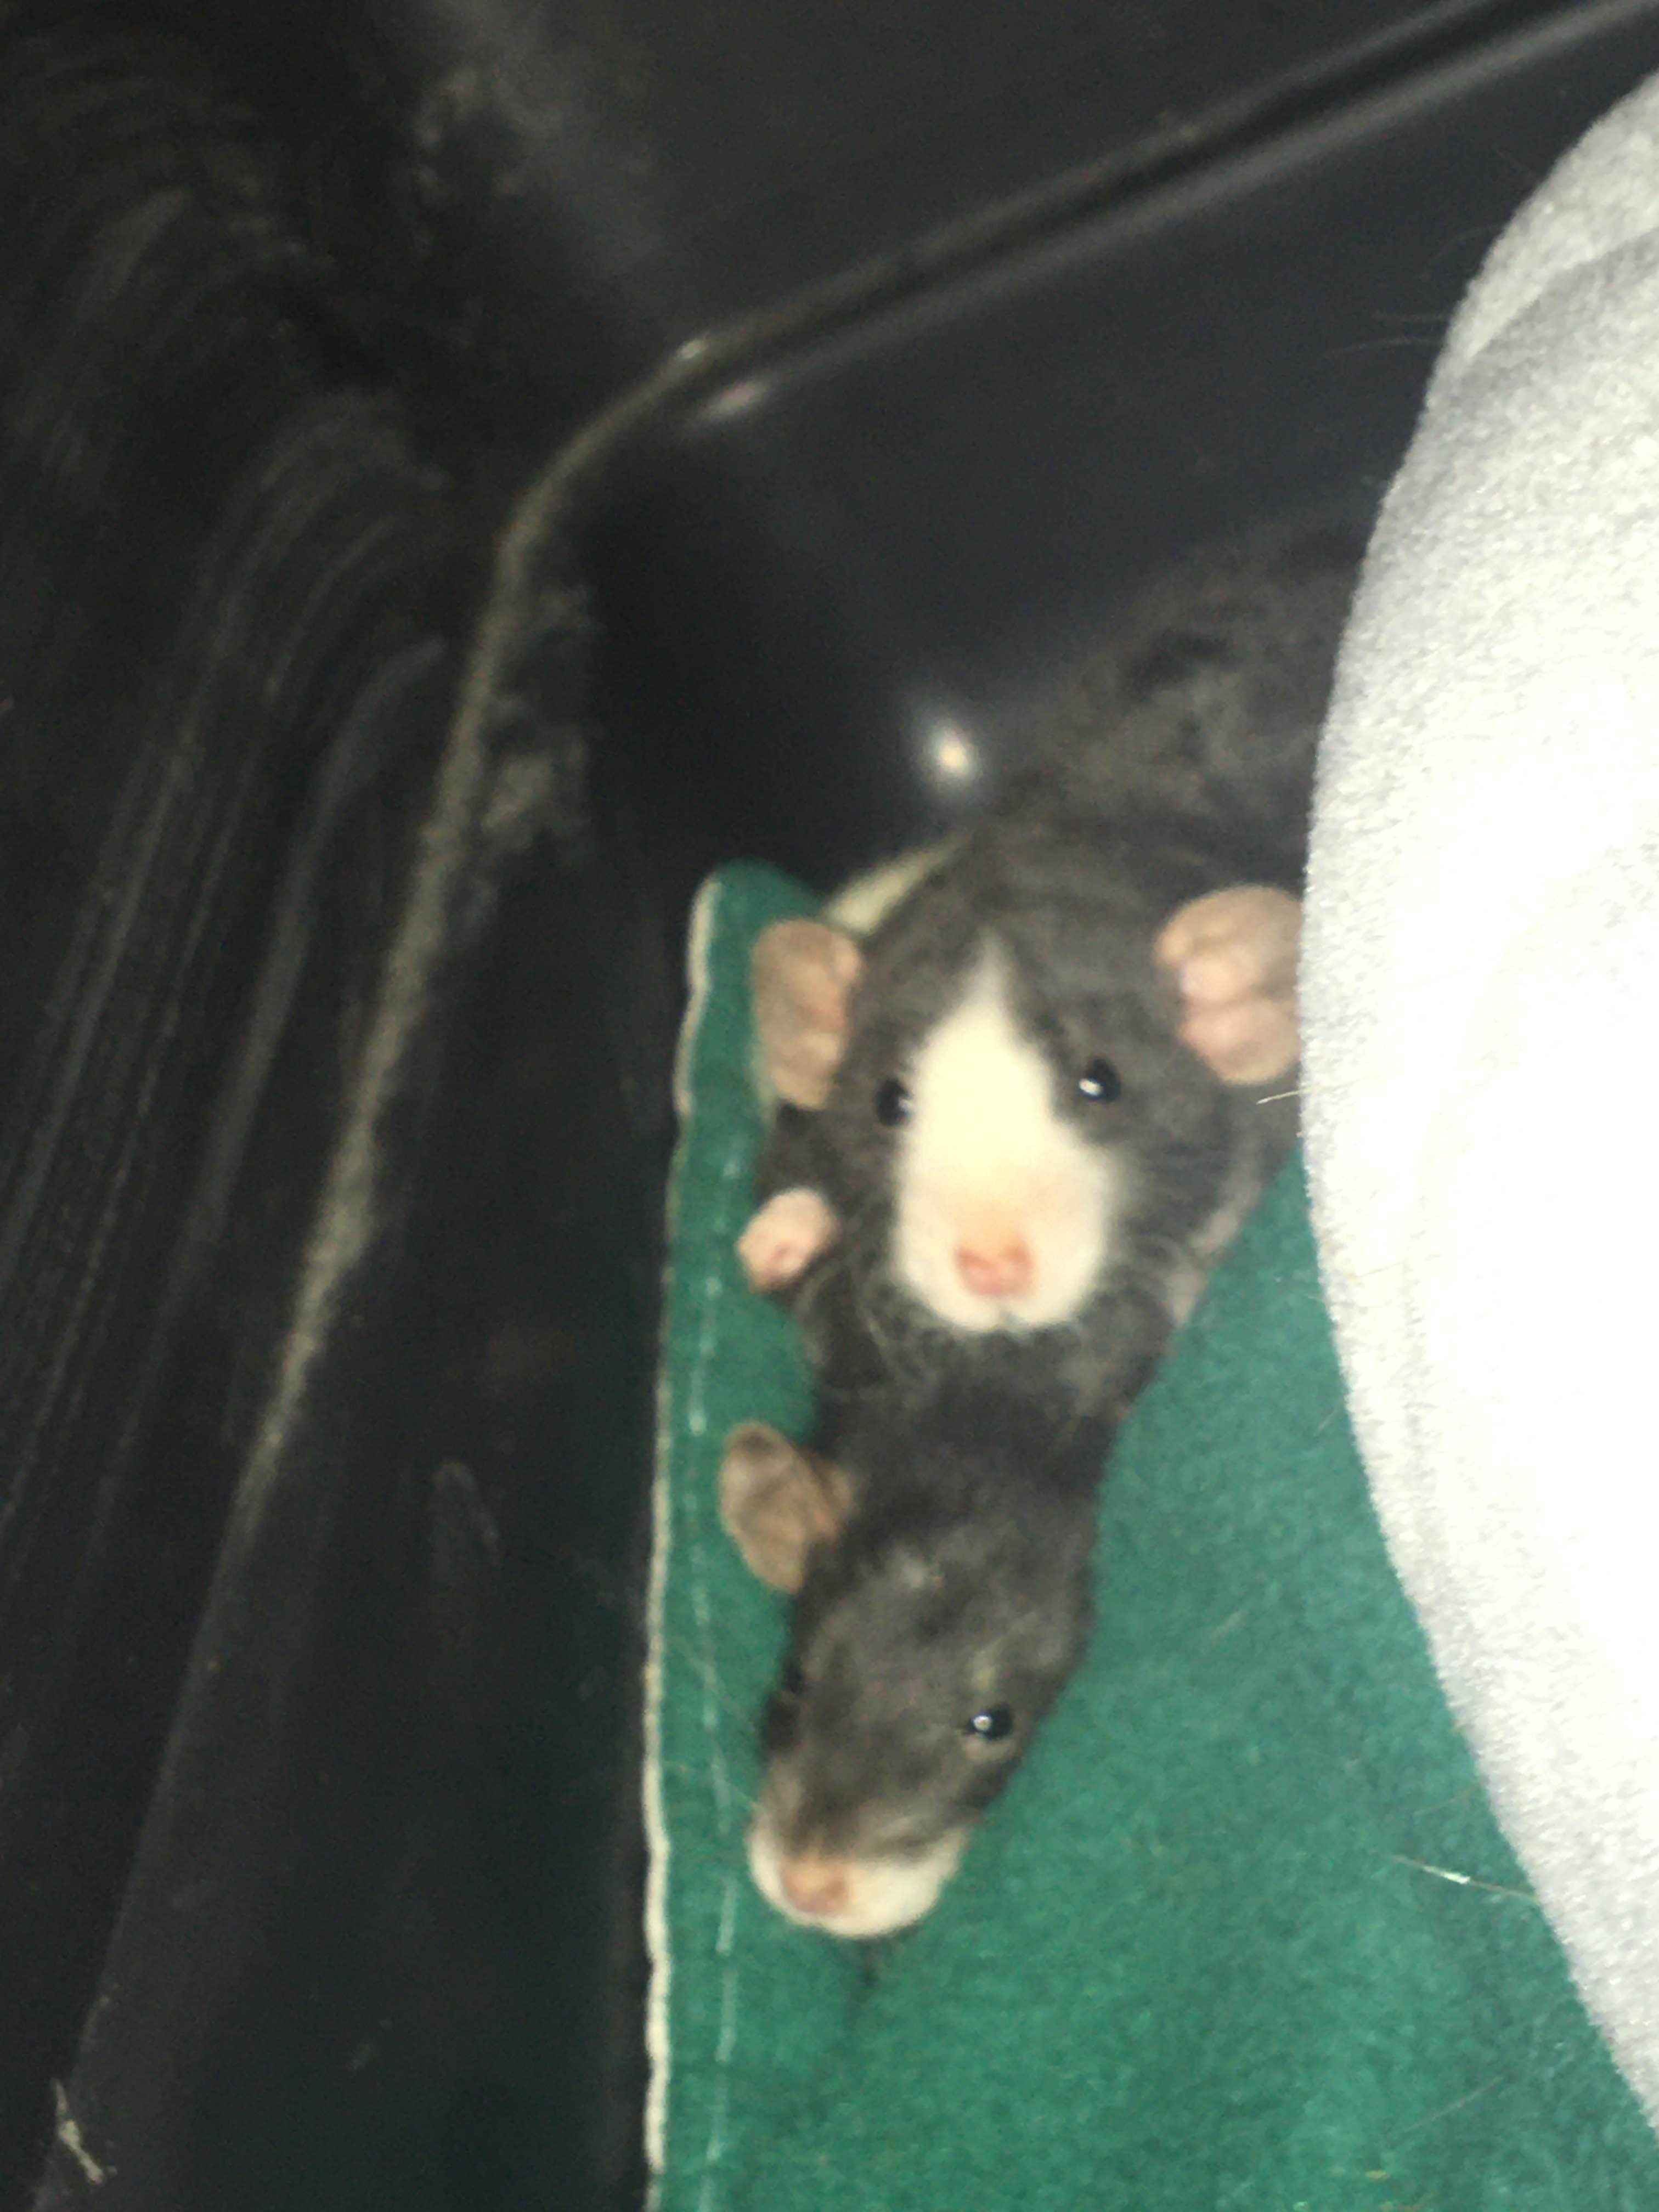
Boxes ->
[644,872,722,2194]
[647,868,758,2212]
[689,1130,752,2212]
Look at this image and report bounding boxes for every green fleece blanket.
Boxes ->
[644,861,1657,2212]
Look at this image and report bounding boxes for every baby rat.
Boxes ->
[720,1387,1105,1939]
[737,522,1356,1420]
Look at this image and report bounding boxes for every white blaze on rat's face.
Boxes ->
[891,944,1122,1331]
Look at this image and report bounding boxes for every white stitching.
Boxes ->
[690,1132,754,2207]
[691,887,764,2204]
[652,873,782,2211]
[698,1927,742,2208]
[645,872,729,2202]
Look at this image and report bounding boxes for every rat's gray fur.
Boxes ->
[740,522,1360,1931]
[758,520,1358,1428]
[757,1387,1103,1875]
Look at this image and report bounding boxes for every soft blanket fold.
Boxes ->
[1303,64,1659,2135]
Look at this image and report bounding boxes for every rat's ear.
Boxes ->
[1153,885,1301,1086]
[719,1423,856,1592]
[751,920,863,1108]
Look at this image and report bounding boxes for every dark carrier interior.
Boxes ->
[3,3,1659,2206]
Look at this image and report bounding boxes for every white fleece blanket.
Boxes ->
[1302,70,1659,2129]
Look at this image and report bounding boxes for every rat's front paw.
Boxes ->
[737,1186,842,1293]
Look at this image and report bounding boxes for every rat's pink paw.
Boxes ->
[737,1187,842,1292]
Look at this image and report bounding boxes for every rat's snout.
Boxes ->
[748,1790,970,1938]
[776,1851,853,1918]
[899,1161,1111,1330]
[952,1229,1033,1300]
[889,946,1120,1332]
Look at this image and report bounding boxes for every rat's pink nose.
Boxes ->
[955,1238,1033,1299]
[778,1854,853,1918]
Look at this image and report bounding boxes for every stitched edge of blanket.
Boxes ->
[642,868,723,2190]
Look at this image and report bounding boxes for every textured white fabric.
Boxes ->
[1303,69,1659,2125]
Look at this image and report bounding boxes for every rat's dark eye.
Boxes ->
[964,1705,1014,1743]
[780,1661,806,1700]
[874,1076,912,1127]
[1076,1057,1121,1104]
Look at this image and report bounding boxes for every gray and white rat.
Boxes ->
[738,521,1356,1422]
[720,1385,1105,1939]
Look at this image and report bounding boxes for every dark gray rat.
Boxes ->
[737,520,1357,1424]
[720,1385,1105,1939]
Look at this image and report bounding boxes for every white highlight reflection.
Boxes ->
[921,714,981,788]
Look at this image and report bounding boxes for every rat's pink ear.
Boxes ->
[1154,885,1301,1087]
[751,919,863,1107]
[719,1423,856,1592]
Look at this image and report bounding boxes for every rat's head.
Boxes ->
[836,923,1130,1333]
[720,1407,1098,1938]
[758,854,1295,1341]
[749,1504,1092,1937]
